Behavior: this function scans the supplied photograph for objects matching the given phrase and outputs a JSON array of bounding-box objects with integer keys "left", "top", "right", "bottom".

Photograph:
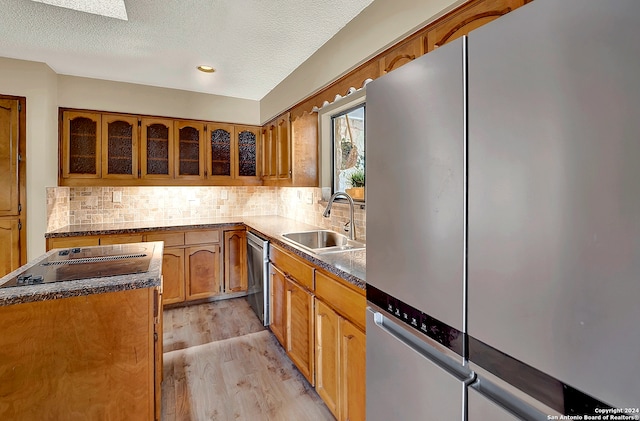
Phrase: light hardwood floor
[{"left": 161, "top": 298, "right": 335, "bottom": 421}]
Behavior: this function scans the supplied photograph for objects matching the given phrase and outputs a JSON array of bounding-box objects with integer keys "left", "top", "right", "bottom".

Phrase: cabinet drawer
[
  {"left": 145, "top": 232, "right": 185, "bottom": 247},
  {"left": 100, "top": 234, "right": 144, "bottom": 245},
  {"left": 185, "top": 230, "right": 220, "bottom": 245},
  {"left": 269, "top": 244, "right": 314, "bottom": 291},
  {"left": 49, "top": 236, "right": 100, "bottom": 249},
  {"left": 315, "top": 271, "right": 366, "bottom": 331}
]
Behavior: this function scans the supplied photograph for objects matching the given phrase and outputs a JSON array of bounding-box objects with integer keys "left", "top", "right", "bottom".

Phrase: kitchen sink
[{"left": 281, "top": 230, "right": 365, "bottom": 254}]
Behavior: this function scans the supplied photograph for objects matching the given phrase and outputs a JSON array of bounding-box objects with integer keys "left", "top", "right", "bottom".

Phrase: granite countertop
[
  {"left": 46, "top": 216, "right": 367, "bottom": 289},
  {"left": 0, "top": 241, "right": 164, "bottom": 307}
]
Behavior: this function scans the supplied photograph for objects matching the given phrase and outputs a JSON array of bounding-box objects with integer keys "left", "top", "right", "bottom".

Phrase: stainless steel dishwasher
[{"left": 246, "top": 231, "right": 269, "bottom": 326}]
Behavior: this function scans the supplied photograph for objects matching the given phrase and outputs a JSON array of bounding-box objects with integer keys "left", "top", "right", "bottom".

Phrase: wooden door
[
  {"left": 207, "top": 123, "right": 234, "bottom": 181},
  {"left": 235, "top": 126, "right": 260, "bottom": 181},
  {"left": 161, "top": 247, "right": 185, "bottom": 305},
  {"left": 224, "top": 230, "right": 247, "bottom": 293},
  {"left": 175, "top": 121, "right": 205, "bottom": 180},
  {"left": 287, "top": 278, "right": 315, "bottom": 385},
  {"left": 425, "top": 0, "right": 524, "bottom": 52},
  {"left": 101, "top": 114, "right": 139, "bottom": 179},
  {"left": 0, "top": 219, "right": 19, "bottom": 277},
  {"left": 185, "top": 245, "right": 220, "bottom": 300},
  {"left": 269, "top": 263, "right": 287, "bottom": 347},
  {"left": 276, "top": 114, "right": 291, "bottom": 181},
  {"left": 62, "top": 111, "right": 101, "bottom": 178},
  {"left": 340, "top": 319, "right": 366, "bottom": 421},
  {"left": 0, "top": 98, "right": 19, "bottom": 217},
  {"left": 315, "top": 299, "right": 340, "bottom": 418},
  {"left": 141, "top": 118, "right": 174, "bottom": 179}
]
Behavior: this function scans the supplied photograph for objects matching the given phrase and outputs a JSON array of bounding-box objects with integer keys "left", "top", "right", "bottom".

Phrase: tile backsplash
[{"left": 46, "top": 186, "right": 366, "bottom": 240}]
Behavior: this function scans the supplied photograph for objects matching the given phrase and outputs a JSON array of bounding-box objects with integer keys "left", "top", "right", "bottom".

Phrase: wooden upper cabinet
[
  {"left": 262, "top": 122, "right": 277, "bottom": 180},
  {"left": 207, "top": 123, "right": 234, "bottom": 180},
  {"left": 141, "top": 118, "right": 174, "bottom": 179},
  {"left": 289, "top": 111, "right": 319, "bottom": 187},
  {"left": 175, "top": 121, "right": 205, "bottom": 179},
  {"left": 379, "top": 36, "right": 423, "bottom": 75},
  {"left": 0, "top": 99, "right": 19, "bottom": 217},
  {"left": 62, "top": 111, "right": 101, "bottom": 179},
  {"left": 275, "top": 113, "right": 291, "bottom": 181},
  {"left": 101, "top": 114, "right": 139, "bottom": 179},
  {"left": 425, "top": 0, "right": 525, "bottom": 52},
  {"left": 235, "top": 126, "right": 260, "bottom": 180}
]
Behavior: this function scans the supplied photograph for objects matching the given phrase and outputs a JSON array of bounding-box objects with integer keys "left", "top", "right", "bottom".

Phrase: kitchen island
[{"left": 0, "top": 242, "right": 164, "bottom": 421}]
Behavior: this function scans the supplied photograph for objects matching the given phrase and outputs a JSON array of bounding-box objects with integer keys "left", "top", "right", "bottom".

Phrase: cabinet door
[
  {"left": 175, "top": 121, "right": 205, "bottom": 179},
  {"left": 0, "top": 99, "right": 19, "bottom": 217},
  {"left": 287, "top": 278, "right": 315, "bottom": 385},
  {"left": 260, "top": 126, "right": 271, "bottom": 179},
  {"left": 0, "top": 219, "right": 20, "bottom": 277},
  {"left": 379, "top": 36, "right": 423, "bottom": 75},
  {"left": 269, "top": 263, "right": 287, "bottom": 348},
  {"left": 275, "top": 114, "right": 291, "bottom": 181},
  {"left": 425, "top": 0, "right": 524, "bottom": 52},
  {"left": 161, "top": 247, "right": 185, "bottom": 305},
  {"left": 315, "top": 299, "right": 340, "bottom": 418},
  {"left": 266, "top": 123, "right": 277, "bottom": 178},
  {"left": 101, "top": 114, "right": 138, "bottom": 179},
  {"left": 141, "top": 118, "right": 174, "bottom": 179},
  {"left": 235, "top": 126, "right": 260, "bottom": 180},
  {"left": 290, "top": 111, "right": 319, "bottom": 187},
  {"left": 185, "top": 245, "right": 220, "bottom": 300},
  {"left": 340, "top": 319, "right": 366, "bottom": 421},
  {"left": 207, "top": 123, "right": 234, "bottom": 180},
  {"left": 62, "top": 111, "right": 101, "bottom": 178},
  {"left": 224, "top": 230, "right": 247, "bottom": 293}
]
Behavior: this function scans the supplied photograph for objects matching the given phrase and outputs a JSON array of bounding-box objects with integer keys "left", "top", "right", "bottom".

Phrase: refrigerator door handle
[
  {"left": 469, "top": 376, "right": 557, "bottom": 421},
  {"left": 371, "top": 309, "right": 474, "bottom": 383}
]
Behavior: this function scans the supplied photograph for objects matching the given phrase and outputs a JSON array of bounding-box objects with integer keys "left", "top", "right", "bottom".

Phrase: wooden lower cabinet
[
  {"left": 315, "top": 299, "right": 341, "bottom": 418},
  {"left": 185, "top": 244, "right": 221, "bottom": 300},
  {"left": 0, "top": 287, "right": 161, "bottom": 421},
  {"left": 269, "top": 263, "right": 287, "bottom": 347},
  {"left": 224, "top": 229, "right": 247, "bottom": 292},
  {"left": 160, "top": 247, "right": 185, "bottom": 305},
  {"left": 286, "top": 278, "right": 315, "bottom": 385},
  {"left": 340, "top": 318, "right": 366, "bottom": 421},
  {"left": 315, "top": 299, "right": 366, "bottom": 421}
]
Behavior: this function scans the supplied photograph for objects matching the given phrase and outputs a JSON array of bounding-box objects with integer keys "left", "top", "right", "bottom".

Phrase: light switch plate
[{"left": 112, "top": 191, "right": 122, "bottom": 203}]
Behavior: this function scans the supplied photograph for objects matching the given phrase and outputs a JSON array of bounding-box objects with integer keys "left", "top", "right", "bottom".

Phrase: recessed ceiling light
[
  {"left": 197, "top": 65, "right": 215, "bottom": 73},
  {"left": 31, "top": 0, "right": 128, "bottom": 20}
]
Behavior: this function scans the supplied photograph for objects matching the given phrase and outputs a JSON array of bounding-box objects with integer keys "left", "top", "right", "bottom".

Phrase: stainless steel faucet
[{"left": 323, "top": 192, "right": 356, "bottom": 240}]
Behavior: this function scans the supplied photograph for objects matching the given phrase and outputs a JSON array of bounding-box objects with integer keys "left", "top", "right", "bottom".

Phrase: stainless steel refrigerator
[{"left": 366, "top": 0, "right": 640, "bottom": 419}]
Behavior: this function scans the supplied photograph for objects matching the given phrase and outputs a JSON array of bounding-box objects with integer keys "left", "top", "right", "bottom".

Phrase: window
[
  {"left": 318, "top": 89, "right": 367, "bottom": 203},
  {"left": 331, "top": 104, "right": 365, "bottom": 197}
]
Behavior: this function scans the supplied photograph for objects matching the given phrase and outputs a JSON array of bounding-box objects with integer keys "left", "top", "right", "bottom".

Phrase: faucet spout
[{"left": 323, "top": 192, "right": 356, "bottom": 240}]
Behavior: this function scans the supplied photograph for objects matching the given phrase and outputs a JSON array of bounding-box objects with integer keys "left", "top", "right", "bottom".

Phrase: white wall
[
  {"left": 0, "top": 57, "right": 58, "bottom": 259},
  {"left": 58, "top": 76, "right": 260, "bottom": 125},
  {"left": 260, "top": 0, "right": 463, "bottom": 122}
]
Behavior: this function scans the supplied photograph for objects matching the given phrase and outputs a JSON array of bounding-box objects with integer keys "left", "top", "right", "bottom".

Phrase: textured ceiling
[{"left": 1, "top": 0, "right": 374, "bottom": 100}]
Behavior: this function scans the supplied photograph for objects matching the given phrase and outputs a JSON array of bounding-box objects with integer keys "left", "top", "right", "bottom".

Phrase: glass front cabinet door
[{"left": 62, "top": 111, "right": 102, "bottom": 179}]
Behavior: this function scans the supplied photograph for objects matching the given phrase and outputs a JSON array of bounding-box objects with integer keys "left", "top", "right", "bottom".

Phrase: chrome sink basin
[{"left": 281, "top": 230, "right": 365, "bottom": 254}]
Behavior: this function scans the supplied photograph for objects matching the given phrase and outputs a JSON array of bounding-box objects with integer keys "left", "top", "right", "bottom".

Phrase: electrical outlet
[
  {"left": 306, "top": 192, "right": 313, "bottom": 204},
  {"left": 112, "top": 191, "right": 122, "bottom": 203},
  {"left": 221, "top": 190, "right": 228, "bottom": 200}
]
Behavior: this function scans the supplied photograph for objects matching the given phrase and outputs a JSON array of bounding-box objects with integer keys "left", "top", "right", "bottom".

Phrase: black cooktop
[{"left": 0, "top": 243, "right": 155, "bottom": 289}]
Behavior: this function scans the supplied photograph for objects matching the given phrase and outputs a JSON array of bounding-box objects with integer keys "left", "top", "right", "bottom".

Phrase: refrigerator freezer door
[
  {"left": 468, "top": 388, "right": 520, "bottom": 421},
  {"left": 366, "top": 37, "right": 465, "bottom": 334},
  {"left": 468, "top": 0, "right": 640, "bottom": 408},
  {"left": 366, "top": 307, "right": 469, "bottom": 421}
]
